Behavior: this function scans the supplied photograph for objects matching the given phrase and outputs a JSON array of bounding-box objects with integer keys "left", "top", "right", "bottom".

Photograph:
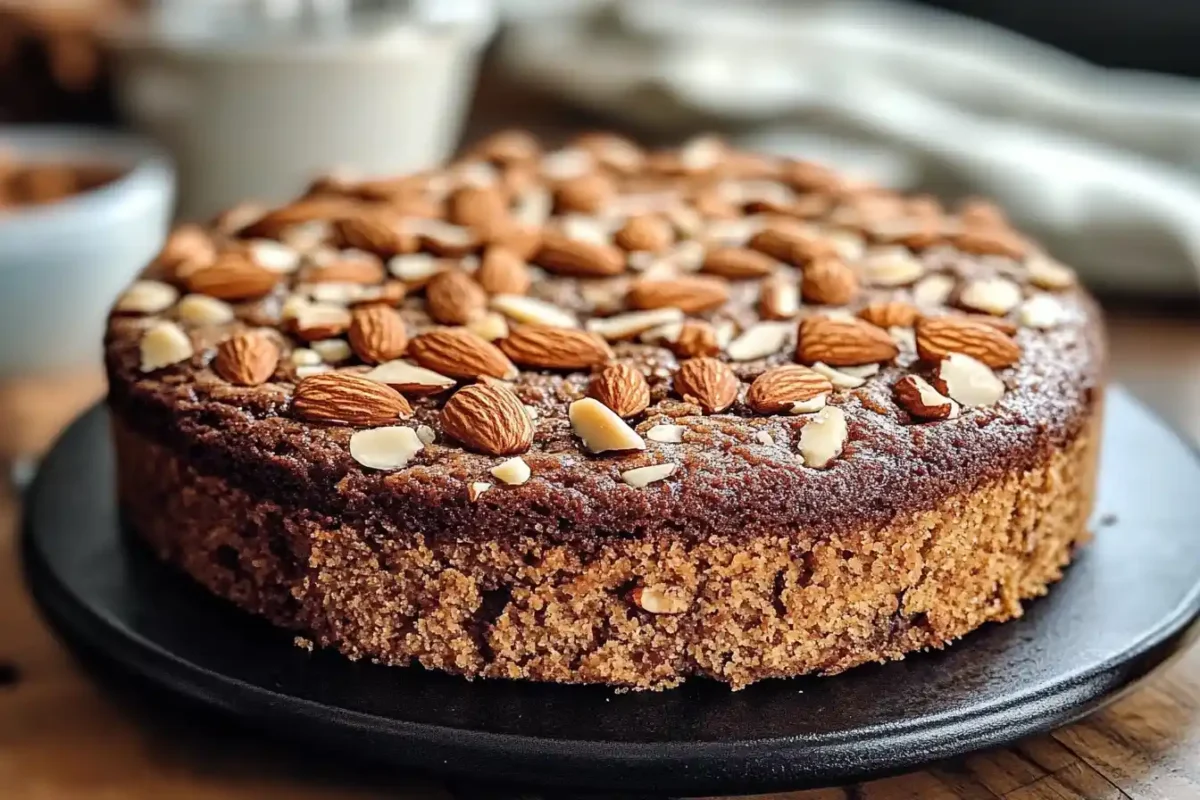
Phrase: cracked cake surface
[{"left": 106, "top": 131, "right": 1104, "bottom": 689}]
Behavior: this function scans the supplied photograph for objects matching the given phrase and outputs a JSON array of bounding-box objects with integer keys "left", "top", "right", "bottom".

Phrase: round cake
[{"left": 105, "top": 131, "right": 1104, "bottom": 690}]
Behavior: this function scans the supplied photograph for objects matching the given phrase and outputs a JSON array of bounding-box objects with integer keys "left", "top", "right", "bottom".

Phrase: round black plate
[{"left": 22, "top": 389, "right": 1200, "bottom": 796}]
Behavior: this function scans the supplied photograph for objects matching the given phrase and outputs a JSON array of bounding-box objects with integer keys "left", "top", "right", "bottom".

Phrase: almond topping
[
  {"left": 801, "top": 257, "right": 859, "bottom": 305},
  {"left": 586, "top": 308, "right": 684, "bottom": 341},
  {"left": 139, "top": 321, "right": 193, "bottom": 372},
  {"left": 535, "top": 231, "right": 625, "bottom": 277},
  {"left": 349, "top": 426, "right": 424, "bottom": 470},
  {"left": 894, "top": 375, "right": 959, "bottom": 420},
  {"left": 409, "top": 328, "right": 518, "bottom": 380},
  {"left": 726, "top": 321, "right": 793, "bottom": 362},
  {"left": 701, "top": 247, "right": 775, "bottom": 280},
  {"left": 441, "top": 382, "right": 534, "bottom": 455},
  {"left": 363, "top": 359, "right": 455, "bottom": 395},
  {"left": 476, "top": 247, "right": 532, "bottom": 295},
  {"left": 554, "top": 172, "right": 616, "bottom": 214},
  {"left": 589, "top": 363, "right": 651, "bottom": 417},
  {"left": 568, "top": 397, "right": 647, "bottom": 453},
  {"left": 184, "top": 252, "right": 279, "bottom": 301},
  {"left": 387, "top": 253, "right": 444, "bottom": 286},
  {"left": 346, "top": 306, "right": 408, "bottom": 364},
  {"left": 931, "top": 353, "right": 1005, "bottom": 407},
  {"left": 646, "top": 424, "right": 686, "bottom": 443},
  {"left": 627, "top": 275, "right": 729, "bottom": 314},
  {"left": 796, "top": 316, "right": 899, "bottom": 366},
  {"left": 629, "top": 585, "right": 689, "bottom": 615},
  {"left": 674, "top": 357, "right": 739, "bottom": 413},
  {"left": 811, "top": 361, "right": 871, "bottom": 389},
  {"left": 1019, "top": 294, "right": 1066, "bottom": 330},
  {"left": 447, "top": 184, "right": 509, "bottom": 232},
  {"left": 857, "top": 301, "right": 920, "bottom": 329},
  {"left": 798, "top": 406, "right": 848, "bottom": 468},
  {"left": 468, "top": 481, "right": 492, "bottom": 501},
  {"left": 115, "top": 280, "right": 179, "bottom": 315},
  {"left": 759, "top": 275, "right": 801, "bottom": 320},
  {"left": 490, "top": 294, "right": 578, "bottom": 329},
  {"left": 155, "top": 224, "right": 216, "bottom": 276},
  {"left": 860, "top": 246, "right": 925, "bottom": 287},
  {"left": 1027, "top": 254, "right": 1076, "bottom": 291},
  {"left": 248, "top": 240, "right": 302, "bottom": 274},
  {"left": 425, "top": 269, "right": 487, "bottom": 325},
  {"left": 747, "top": 227, "right": 833, "bottom": 266},
  {"left": 290, "top": 303, "right": 352, "bottom": 341},
  {"left": 957, "top": 277, "right": 1022, "bottom": 316},
  {"left": 332, "top": 211, "right": 417, "bottom": 256},
  {"left": 621, "top": 462, "right": 676, "bottom": 488},
  {"left": 491, "top": 456, "right": 532, "bottom": 485},
  {"left": 500, "top": 325, "right": 613, "bottom": 371},
  {"left": 466, "top": 311, "right": 511, "bottom": 342},
  {"left": 293, "top": 372, "right": 412, "bottom": 426},
  {"left": 309, "top": 338, "right": 351, "bottom": 363},
  {"left": 176, "top": 294, "right": 235, "bottom": 326},
  {"left": 912, "top": 273, "right": 956, "bottom": 307},
  {"left": 304, "top": 251, "right": 384, "bottom": 284},
  {"left": 614, "top": 215, "right": 674, "bottom": 253},
  {"left": 915, "top": 315, "right": 1020, "bottom": 368},
  {"left": 215, "top": 330, "right": 279, "bottom": 386},
  {"left": 747, "top": 365, "right": 833, "bottom": 414}
]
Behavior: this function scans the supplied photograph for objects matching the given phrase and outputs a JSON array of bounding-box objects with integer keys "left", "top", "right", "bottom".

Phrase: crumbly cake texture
[{"left": 106, "top": 131, "right": 1105, "bottom": 689}]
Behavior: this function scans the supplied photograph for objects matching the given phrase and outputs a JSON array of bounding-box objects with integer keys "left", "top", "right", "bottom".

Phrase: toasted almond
[
  {"left": 700, "top": 247, "right": 775, "bottom": 280},
  {"left": 627, "top": 275, "right": 729, "bottom": 314},
  {"left": 796, "top": 316, "right": 899, "bottom": 366},
  {"left": 589, "top": 363, "right": 650, "bottom": 417},
  {"left": 674, "top": 357, "right": 739, "bottom": 413},
  {"left": 409, "top": 328, "right": 518, "bottom": 380},
  {"left": 586, "top": 308, "right": 684, "bottom": 342},
  {"left": 646, "top": 423, "right": 686, "bottom": 443},
  {"left": 176, "top": 294, "right": 235, "bottom": 326},
  {"left": 894, "top": 375, "right": 959, "bottom": 420},
  {"left": 139, "top": 321, "right": 193, "bottom": 372},
  {"left": 476, "top": 247, "right": 532, "bottom": 295},
  {"left": 747, "top": 365, "right": 832, "bottom": 414},
  {"left": 332, "top": 210, "right": 418, "bottom": 256},
  {"left": 857, "top": 301, "right": 920, "bottom": 329},
  {"left": 425, "top": 269, "right": 487, "bottom": 325},
  {"left": 726, "top": 321, "right": 793, "bottom": 362},
  {"left": 614, "top": 215, "right": 674, "bottom": 253},
  {"left": 214, "top": 330, "right": 279, "bottom": 386},
  {"left": 491, "top": 456, "right": 532, "bottom": 485},
  {"left": 292, "top": 372, "right": 412, "bottom": 425},
  {"left": 629, "top": 585, "right": 689, "bottom": 614},
  {"left": 1026, "top": 254, "right": 1076, "bottom": 291},
  {"left": 554, "top": 172, "right": 616, "bottom": 214},
  {"left": 621, "top": 462, "right": 676, "bottom": 488},
  {"left": 290, "top": 303, "right": 352, "bottom": 341},
  {"left": 500, "top": 325, "right": 613, "bottom": 371},
  {"left": 363, "top": 359, "right": 456, "bottom": 395},
  {"left": 115, "top": 280, "right": 179, "bottom": 315},
  {"left": 489, "top": 294, "right": 579, "bottom": 329},
  {"left": 184, "top": 252, "right": 279, "bottom": 301},
  {"left": 957, "top": 277, "right": 1023, "bottom": 316},
  {"left": 798, "top": 406, "right": 847, "bottom": 468},
  {"left": 931, "top": 353, "right": 1005, "bottom": 407},
  {"left": 441, "top": 382, "right": 533, "bottom": 455},
  {"left": 759, "top": 275, "right": 801, "bottom": 320},
  {"left": 801, "top": 257, "right": 859, "bottom": 305},
  {"left": 349, "top": 426, "right": 424, "bottom": 470},
  {"left": 310, "top": 338, "right": 352, "bottom": 363},
  {"left": 915, "top": 315, "right": 1020, "bottom": 368},
  {"left": 568, "top": 397, "right": 646, "bottom": 453},
  {"left": 534, "top": 232, "right": 625, "bottom": 277},
  {"left": 347, "top": 306, "right": 408, "bottom": 364}
]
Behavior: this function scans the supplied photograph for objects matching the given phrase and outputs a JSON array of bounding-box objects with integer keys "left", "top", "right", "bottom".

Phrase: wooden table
[{"left": 2, "top": 313, "right": 1198, "bottom": 800}]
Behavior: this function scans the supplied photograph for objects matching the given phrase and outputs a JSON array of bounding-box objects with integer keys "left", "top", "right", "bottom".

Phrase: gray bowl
[{"left": 0, "top": 128, "right": 175, "bottom": 377}]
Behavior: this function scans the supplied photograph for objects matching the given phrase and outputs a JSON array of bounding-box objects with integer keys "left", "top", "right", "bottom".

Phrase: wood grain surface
[{"left": 0, "top": 315, "right": 1197, "bottom": 800}]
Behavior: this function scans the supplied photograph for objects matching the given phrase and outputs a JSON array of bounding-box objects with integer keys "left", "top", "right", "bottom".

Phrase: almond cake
[{"left": 105, "top": 131, "right": 1104, "bottom": 689}]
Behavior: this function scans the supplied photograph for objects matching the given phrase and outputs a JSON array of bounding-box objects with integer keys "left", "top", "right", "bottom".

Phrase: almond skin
[
  {"left": 440, "top": 382, "right": 533, "bottom": 456},
  {"left": 475, "top": 247, "right": 532, "bottom": 295},
  {"left": 589, "top": 363, "right": 650, "bottom": 417},
  {"left": 292, "top": 372, "right": 412, "bottom": 426},
  {"left": 425, "top": 269, "right": 487, "bottom": 325},
  {"left": 184, "top": 252, "right": 279, "bottom": 300},
  {"left": 348, "top": 306, "right": 408, "bottom": 364},
  {"left": 701, "top": 247, "right": 775, "bottom": 280},
  {"left": 214, "top": 330, "right": 279, "bottom": 386},
  {"left": 534, "top": 232, "right": 625, "bottom": 277},
  {"left": 408, "top": 328, "right": 517, "bottom": 379},
  {"left": 627, "top": 275, "right": 730, "bottom": 314},
  {"left": 801, "top": 257, "right": 859, "bottom": 305},
  {"left": 674, "top": 357, "right": 739, "bottom": 413},
  {"left": 915, "top": 315, "right": 1020, "bottom": 368},
  {"left": 796, "top": 316, "right": 900, "bottom": 366},
  {"left": 746, "top": 365, "right": 832, "bottom": 414},
  {"left": 500, "top": 325, "right": 614, "bottom": 371},
  {"left": 614, "top": 215, "right": 674, "bottom": 253},
  {"left": 858, "top": 301, "right": 920, "bottom": 329}
]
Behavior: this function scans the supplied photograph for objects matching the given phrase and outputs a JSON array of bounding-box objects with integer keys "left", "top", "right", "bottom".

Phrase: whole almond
[
  {"left": 348, "top": 306, "right": 408, "bottom": 364},
  {"left": 448, "top": 185, "right": 509, "bottom": 233},
  {"left": 589, "top": 363, "right": 650, "bottom": 417},
  {"left": 425, "top": 269, "right": 487, "bottom": 325},
  {"left": 214, "top": 330, "right": 279, "bottom": 386},
  {"left": 554, "top": 172, "right": 616, "bottom": 214},
  {"left": 674, "top": 357, "right": 739, "bottom": 413},
  {"left": 332, "top": 211, "right": 418, "bottom": 256},
  {"left": 915, "top": 315, "right": 1020, "bottom": 368},
  {"left": 627, "top": 275, "right": 729, "bottom": 314},
  {"left": 500, "top": 325, "right": 614, "bottom": 370},
  {"left": 440, "top": 382, "right": 533, "bottom": 456},
  {"left": 894, "top": 374, "right": 959, "bottom": 420},
  {"left": 535, "top": 232, "right": 625, "bottom": 277},
  {"left": 670, "top": 320, "right": 722, "bottom": 357},
  {"left": 292, "top": 372, "right": 413, "bottom": 426},
  {"left": 184, "top": 253, "right": 279, "bottom": 300},
  {"left": 701, "top": 247, "right": 775, "bottom": 280},
  {"left": 305, "top": 253, "right": 385, "bottom": 285},
  {"left": 796, "top": 316, "right": 900, "bottom": 366},
  {"left": 614, "top": 215, "right": 674, "bottom": 253},
  {"left": 747, "top": 227, "right": 834, "bottom": 266},
  {"left": 858, "top": 301, "right": 920, "bottom": 329},
  {"left": 746, "top": 365, "right": 833, "bottom": 414},
  {"left": 475, "top": 247, "right": 532, "bottom": 295},
  {"left": 801, "top": 257, "right": 859, "bottom": 305},
  {"left": 409, "top": 328, "right": 517, "bottom": 379}
]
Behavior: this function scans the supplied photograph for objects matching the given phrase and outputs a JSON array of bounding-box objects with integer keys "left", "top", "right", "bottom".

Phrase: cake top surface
[{"left": 106, "top": 130, "right": 1103, "bottom": 543}]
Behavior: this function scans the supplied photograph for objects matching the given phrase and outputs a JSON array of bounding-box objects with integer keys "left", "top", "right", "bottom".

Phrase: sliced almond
[
  {"left": 416, "top": 424, "right": 437, "bottom": 445},
  {"left": 363, "top": 359, "right": 456, "bottom": 395},
  {"left": 468, "top": 481, "right": 493, "bottom": 501},
  {"left": 586, "top": 308, "right": 683, "bottom": 341},
  {"left": 629, "top": 586, "right": 689, "bottom": 615},
  {"left": 305, "top": 281, "right": 369, "bottom": 306},
  {"left": 490, "top": 294, "right": 578, "bottom": 329},
  {"left": 747, "top": 365, "right": 832, "bottom": 414},
  {"left": 441, "top": 382, "right": 534, "bottom": 455},
  {"left": 175, "top": 293, "right": 235, "bottom": 326},
  {"left": 911, "top": 273, "right": 956, "bottom": 308},
  {"left": 292, "top": 372, "right": 412, "bottom": 426},
  {"left": 589, "top": 363, "right": 650, "bottom": 417},
  {"left": 1019, "top": 294, "right": 1066, "bottom": 330},
  {"left": 310, "top": 338, "right": 352, "bottom": 364},
  {"left": 491, "top": 456, "right": 532, "bottom": 485},
  {"left": 811, "top": 361, "right": 869, "bottom": 389},
  {"left": 387, "top": 252, "right": 444, "bottom": 286},
  {"left": 860, "top": 246, "right": 924, "bottom": 287},
  {"left": 569, "top": 398, "right": 646, "bottom": 453},
  {"left": 759, "top": 275, "right": 801, "bottom": 320},
  {"left": 958, "top": 277, "right": 1022, "bottom": 316},
  {"left": 890, "top": 325, "right": 918, "bottom": 351},
  {"left": 559, "top": 213, "right": 612, "bottom": 245},
  {"left": 789, "top": 395, "right": 827, "bottom": 414},
  {"left": 500, "top": 325, "right": 613, "bottom": 371},
  {"left": 139, "top": 321, "right": 193, "bottom": 372},
  {"left": 646, "top": 424, "right": 686, "bottom": 443},
  {"left": 291, "top": 348, "right": 322, "bottom": 367},
  {"left": 915, "top": 316, "right": 1020, "bottom": 368},
  {"left": 796, "top": 316, "right": 899, "bottom": 366},
  {"left": 248, "top": 239, "right": 302, "bottom": 274},
  {"left": 409, "top": 328, "right": 518, "bottom": 380},
  {"left": 291, "top": 303, "right": 352, "bottom": 342},
  {"left": 798, "top": 406, "right": 848, "bottom": 468},
  {"left": 349, "top": 426, "right": 424, "bottom": 470},
  {"left": 894, "top": 375, "right": 959, "bottom": 420},
  {"left": 1026, "top": 254, "right": 1076, "bottom": 291},
  {"left": 540, "top": 147, "right": 594, "bottom": 181},
  {"left": 627, "top": 275, "right": 729, "bottom": 314},
  {"left": 674, "top": 357, "right": 739, "bottom": 413},
  {"left": 215, "top": 330, "right": 279, "bottom": 385},
  {"left": 115, "top": 280, "right": 179, "bottom": 315},
  {"left": 415, "top": 220, "right": 481, "bottom": 257},
  {"left": 931, "top": 353, "right": 1005, "bottom": 407},
  {"left": 466, "top": 311, "right": 511, "bottom": 342},
  {"left": 726, "top": 321, "right": 793, "bottom": 362},
  {"left": 425, "top": 269, "right": 487, "bottom": 325},
  {"left": 755, "top": 430, "right": 776, "bottom": 446},
  {"left": 476, "top": 247, "right": 532, "bottom": 296},
  {"left": 621, "top": 462, "right": 677, "bottom": 488}
]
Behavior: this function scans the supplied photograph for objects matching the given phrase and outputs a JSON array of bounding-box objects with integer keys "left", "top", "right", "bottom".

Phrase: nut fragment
[
  {"left": 409, "top": 328, "right": 518, "bottom": 380},
  {"left": 589, "top": 363, "right": 651, "bottom": 417},
  {"left": 915, "top": 315, "right": 1020, "bottom": 368},
  {"left": 586, "top": 308, "right": 683, "bottom": 341},
  {"left": 811, "top": 361, "right": 870, "bottom": 389},
  {"left": 646, "top": 423, "right": 686, "bottom": 443},
  {"left": 176, "top": 294, "right": 236, "bottom": 326},
  {"left": 490, "top": 294, "right": 579, "bottom": 328},
  {"left": 958, "top": 277, "right": 1022, "bottom": 316},
  {"left": 491, "top": 456, "right": 532, "bottom": 485},
  {"left": 215, "top": 330, "right": 279, "bottom": 386},
  {"left": 627, "top": 275, "right": 729, "bottom": 314},
  {"left": 801, "top": 257, "right": 859, "bottom": 305},
  {"left": 293, "top": 372, "right": 413, "bottom": 426},
  {"left": 747, "top": 365, "right": 832, "bottom": 414},
  {"left": 291, "top": 303, "right": 352, "bottom": 341},
  {"left": 468, "top": 481, "right": 492, "bottom": 501},
  {"left": 796, "top": 316, "right": 899, "bottom": 366},
  {"left": 931, "top": 353, "right": 1005, "bottom": 407},
  {"left": 568, "top": 397, "right": 647, "bottom": 453},
  {"left": 426, "top": 269, "right": 487, "bottom": 325},
  {"left": 500, "top": 325, "right": 613, "bottom": 370},
  {"left": 441, "top": 382, "right": 534, "bottom": 455},
  {"left": 894, "top": 375, "right": 959, "bottom": 420},
  {"left": 629, "top": 586, "right": 689, "bottom": 615},
  {"left": 726, "top": 321, "right": 793, "bottom": 362},
  {"left": 348, "top": 306, "right": 408, "bottom": 364},
  {"left": 475, "top": 247, "right": 532, "bottom": 295},
  {"left": 798, "top": 406, "right": 848, "bottom": 468},
  {"left": 674, "top": 357, "right": 739, "bottom": 413},
  {"left": 621, "top": 462, "right": 677, "bottom": 488},
  {"left": 115, "top": 280, "right": 179, "bottom": 315},
  {"left": 363, "top": 359, "right": 455, "bottom": 395},
  {"left": 349, "top": 426, "right": 424, "bottom": 470},
  {"left": 139, "top": 321, "right": 193, "bottom": 372}
]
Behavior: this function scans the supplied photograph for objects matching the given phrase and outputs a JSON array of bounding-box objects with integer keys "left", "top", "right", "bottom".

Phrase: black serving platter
[{"left": 22, "top": 389, "right": 1200, "bottom": 795}]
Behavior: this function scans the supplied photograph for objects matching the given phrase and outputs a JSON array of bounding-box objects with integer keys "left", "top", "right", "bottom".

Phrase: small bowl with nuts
[{"left": 0, "top": 127, "right": 174, "bottom": 377}]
